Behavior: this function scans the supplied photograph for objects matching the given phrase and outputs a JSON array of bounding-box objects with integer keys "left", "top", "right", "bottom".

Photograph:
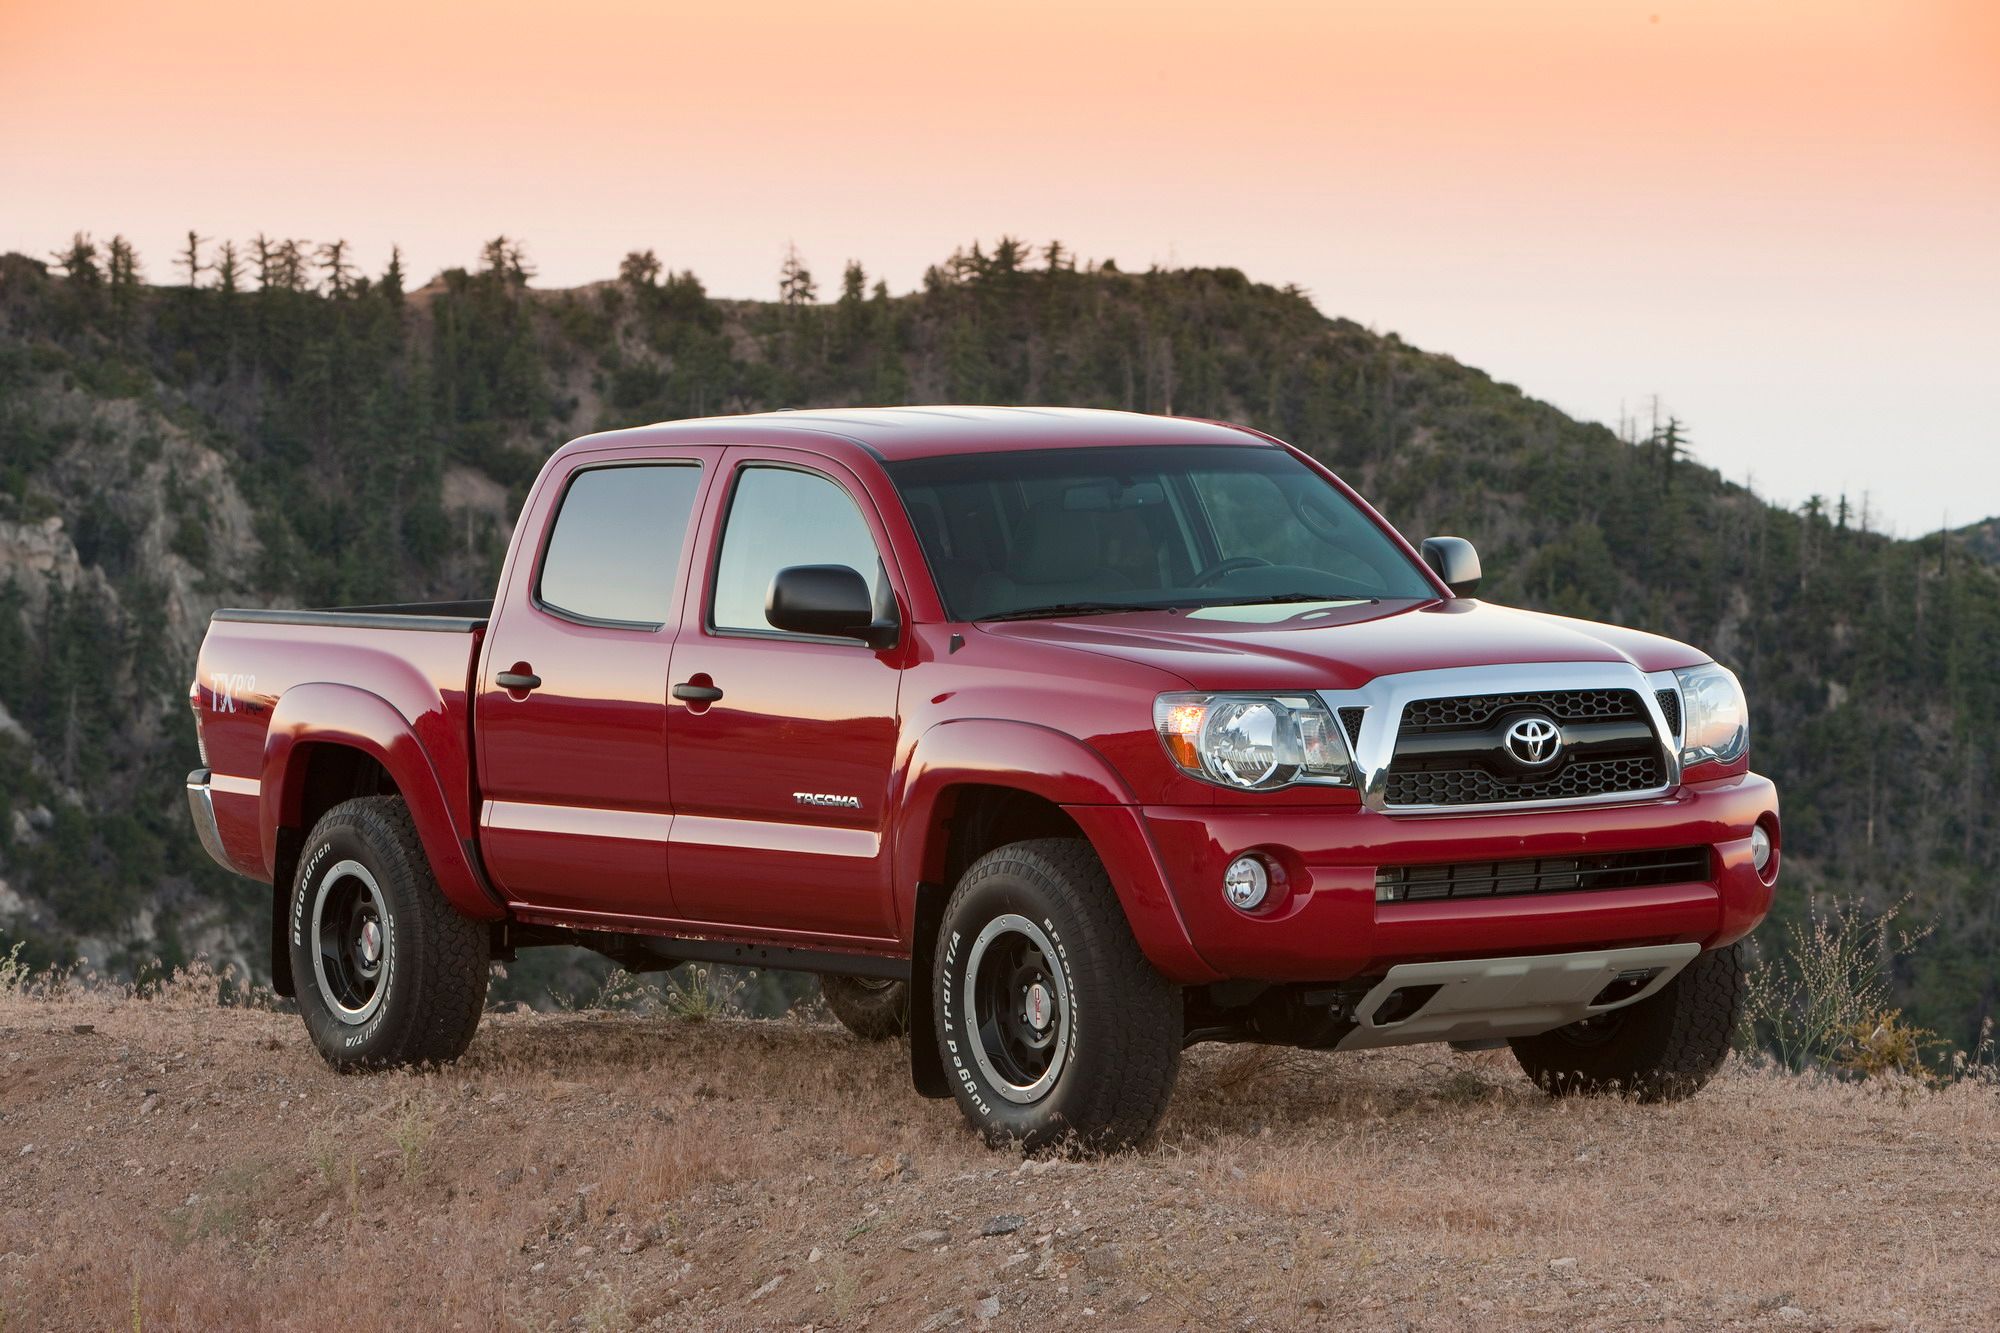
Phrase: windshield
[{"left": 885, "top": 445, "right": 1438, "bottom": 621}]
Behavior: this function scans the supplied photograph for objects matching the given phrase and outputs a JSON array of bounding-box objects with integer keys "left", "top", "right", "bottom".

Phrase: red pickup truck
[{"left": 188, "top": 407, "right": 1778, "bottom": 1149}]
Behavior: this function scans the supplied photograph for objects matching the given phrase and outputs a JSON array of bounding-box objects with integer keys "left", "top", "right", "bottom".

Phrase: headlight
[
  {"left": 1674, "top": 662, "right": 1748, "bottom": 768},
  {"left": 1154, "top": 693, "right": 1354, "bottom": 790}
]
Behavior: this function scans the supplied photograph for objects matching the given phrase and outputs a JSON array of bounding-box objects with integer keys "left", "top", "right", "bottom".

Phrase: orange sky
[{"left": 5, "top": 0, "right": 1996, "bottom": 531}]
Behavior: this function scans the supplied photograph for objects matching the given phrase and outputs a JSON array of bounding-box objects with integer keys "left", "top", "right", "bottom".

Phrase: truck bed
[{"left": 192, "top": 602, "right": 490, "bottom": 884}]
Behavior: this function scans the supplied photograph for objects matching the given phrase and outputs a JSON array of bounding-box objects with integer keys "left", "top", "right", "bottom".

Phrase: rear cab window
[{"left": 537, "top": 464, "right": 705, "bottom": 627}]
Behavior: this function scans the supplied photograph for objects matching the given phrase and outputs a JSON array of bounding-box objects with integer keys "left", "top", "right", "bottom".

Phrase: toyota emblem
[{"left": 1504, "top": 715, "right": 1562, "bottom": 767}]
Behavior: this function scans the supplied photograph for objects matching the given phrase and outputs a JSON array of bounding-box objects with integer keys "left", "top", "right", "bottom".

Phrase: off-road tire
[
  {"left": 1510, "top": 942, "right": 1745, "bottom": 1102},
  {"left": 933, "top": 838, "right": 1182, "bottom": 1152},
  {"left": 290, "top": 796, "right": 488, "bottom": 1070},
  {"left": 821, "top": 975, "right": 909, "bottom": 1041}
]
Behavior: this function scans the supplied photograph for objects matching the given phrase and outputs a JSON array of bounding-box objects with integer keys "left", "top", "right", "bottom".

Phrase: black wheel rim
[
  {"left": 311, "top": 860, "right": 389, "bottom": 1025},
  {"left": 964, "top": 913, "right": 1070, "bottom": 1104}
]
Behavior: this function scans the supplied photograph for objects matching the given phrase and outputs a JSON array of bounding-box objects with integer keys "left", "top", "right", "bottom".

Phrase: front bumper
[
  {"left": 186, "top": 768, "right": 236, "bottom": 873},
  {"left": 1128, "top": 772, "right": 1778, "bottom": 984}
]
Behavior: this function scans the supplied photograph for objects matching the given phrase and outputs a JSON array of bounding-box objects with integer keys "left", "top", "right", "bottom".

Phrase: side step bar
[{"left": 498, "top": 920, "right": 911, "bottom": 982}]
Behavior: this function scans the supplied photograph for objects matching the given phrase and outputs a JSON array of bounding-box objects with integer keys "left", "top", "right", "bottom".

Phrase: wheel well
[
  {"left": 904, "top": 784, "right": 1089, "bottom": 1100},
  {"left": 932, "top": 784, "right": 1085, "bottom": 885},
  {"left": 289, "top": 744, "right": 399, "bottom": 840},
  {"left": 269, "top": 744, "right": 400, "bottom": 1000}
]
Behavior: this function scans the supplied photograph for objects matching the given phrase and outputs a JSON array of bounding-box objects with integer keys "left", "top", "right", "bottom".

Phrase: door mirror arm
[{"left": 860, "top": 617, "right": 900, "bottom": 651}]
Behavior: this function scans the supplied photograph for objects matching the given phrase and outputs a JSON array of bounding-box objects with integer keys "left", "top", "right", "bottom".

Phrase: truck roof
[{"left": 556, "top": 405, "right": 1273, "bottom": 464}]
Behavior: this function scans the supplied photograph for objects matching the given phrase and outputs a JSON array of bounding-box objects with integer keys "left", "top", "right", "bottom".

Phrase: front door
[
  {"left": 666, "top": 451, "right": 905, "bottom": 940},
  {"left": 476, "top": 450, "right": 715, "bottom": 920}
]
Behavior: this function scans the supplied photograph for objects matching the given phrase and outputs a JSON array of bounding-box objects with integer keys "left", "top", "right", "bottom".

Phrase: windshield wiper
[
  {"left": 978, "top": 600, "right": 1193, "bottom": 622},
  {"left": 1196, "top": 591, "right": 1371, "bottom": 607}
]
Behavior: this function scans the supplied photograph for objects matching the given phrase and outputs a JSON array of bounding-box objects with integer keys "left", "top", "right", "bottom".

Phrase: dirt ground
[{"left": 1, "top": 988, "right": 1995, "bottom": 1331}]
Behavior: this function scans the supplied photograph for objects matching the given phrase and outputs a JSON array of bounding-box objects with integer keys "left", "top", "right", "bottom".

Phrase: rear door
[
  {"left": 476, "top": 448, "right": 717, "bottom": 919},
  {"left": 665, "top": 449, "right": 907, "bottom": 940}
]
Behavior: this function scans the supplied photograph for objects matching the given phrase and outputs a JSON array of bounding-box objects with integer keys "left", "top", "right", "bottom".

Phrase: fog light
[
  {"left": 1750, "top": 824, "right": 1774, "bottom": 874},
  {"left": 1223, "top": 855, "right": 1270, "bottom": 911}
]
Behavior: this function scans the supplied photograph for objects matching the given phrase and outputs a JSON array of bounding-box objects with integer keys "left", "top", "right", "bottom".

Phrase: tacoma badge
[{"left": 794, "top": 791, "right": 862, "bottom": 808}]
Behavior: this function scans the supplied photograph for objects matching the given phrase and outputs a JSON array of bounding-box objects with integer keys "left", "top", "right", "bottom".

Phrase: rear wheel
[
  {"left": 290, "top": 796, "right": 489, "bottom": 1070},
  {"left": 821, "top": 975, "right": 908, "bottom": 1040},
  {"left": 1510, "top": 942, "right": 1745, "bottom": 1102},
  {"left": 934, "top": 838, "right": 1181, "bottom": 1152}
]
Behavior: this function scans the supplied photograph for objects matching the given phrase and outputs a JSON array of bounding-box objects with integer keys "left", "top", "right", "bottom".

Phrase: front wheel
[
  {"left": 1510, "top": 942, "right": 1745, "bottom": 1102},
  {"left": 934, "top": 839, "right": 1182, "bottom": 1152},
  {"left": 290, "top": 796, "right": 489, "bottom": 1070}
]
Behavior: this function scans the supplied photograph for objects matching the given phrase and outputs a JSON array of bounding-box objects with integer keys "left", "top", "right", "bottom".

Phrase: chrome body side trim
[{"left": 1319, "top": 661, "right": 1682, "bottom": 816}]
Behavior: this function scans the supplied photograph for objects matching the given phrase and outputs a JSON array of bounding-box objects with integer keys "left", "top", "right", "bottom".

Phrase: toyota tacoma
[{"left": 187, "top": 406, "right": 1778, "bottom": 1149}]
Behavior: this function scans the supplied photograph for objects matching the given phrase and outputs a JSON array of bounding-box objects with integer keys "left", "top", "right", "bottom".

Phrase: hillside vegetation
[
  {"left": 2, "top": 982, "right": 1996, "bottom": 1331},
  {"left": 0, "top": 234, "right": 1996, "bottom": 1046}
]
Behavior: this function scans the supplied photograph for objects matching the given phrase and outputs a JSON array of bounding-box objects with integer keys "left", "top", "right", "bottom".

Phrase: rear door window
[{"left": 537, "top": 463, "right": 704, "bottom": 627}]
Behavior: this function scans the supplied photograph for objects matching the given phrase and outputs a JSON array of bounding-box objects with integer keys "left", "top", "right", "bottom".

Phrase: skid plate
[{"left": 1334, "top": 942, "right": 1701, "bottom": 1051}]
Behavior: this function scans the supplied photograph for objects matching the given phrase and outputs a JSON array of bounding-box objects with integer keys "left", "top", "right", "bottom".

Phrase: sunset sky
[{"left": 6, "top": 0, "right": 1996, "bottom": 533}]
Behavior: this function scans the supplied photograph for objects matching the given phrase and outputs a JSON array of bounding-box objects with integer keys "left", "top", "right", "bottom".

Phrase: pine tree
[
  {"left": 778, "top": 243, "right": 816, "bottom": 305},
  {"left": 213, "top": 240, "right": 242, "bottom": 296},
  {"left": 1652, "top": 415, "right": 1691, "bottom": 493},
  {"left": 620, "top": 250, "right": 662, "bottom": 289},
  {"left": 212, "top": 239, "right": 244, "bottom": 367},
  {"left": 176, "top": 230, "right": 208, "bottom": 289},
  {"left": 252, "top": 234, "right": 277, "bottom": 290},
  {"left": 105, "top": 236, "right": 141, "bottom": 341},
  {"left": 316, "top": 239, "right": 355, "bottom": 296},
  {"left": 991, "top": 236, "right": 1027, "bottom": 276},
  {"left": 481, "top": 236, "right": 533, "bottom": 287},
  {"left": 835, "top": 261, "right": 868, "bottom": 356},
  {"left": 272, "top": 239, "right": 310, "bottom": 292},
  {"left": 52, "top": 232, "right": 102, "bottom": 287},
  {"left": 381, "top": 246, "right": 406, "bottom": 305}
]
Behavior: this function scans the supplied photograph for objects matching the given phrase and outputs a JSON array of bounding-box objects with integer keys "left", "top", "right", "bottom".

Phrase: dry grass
[{"left": 1, "top": 988, "right": 1995, "bottom": 1331}]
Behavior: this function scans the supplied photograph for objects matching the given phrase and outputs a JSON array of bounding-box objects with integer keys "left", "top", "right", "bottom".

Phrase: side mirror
[
  {"left": 766, "top": 564, "right": 898, "bottom": 648},
  {"left": 1420, "top": 537, "right": 1482, "bottom": 597}
]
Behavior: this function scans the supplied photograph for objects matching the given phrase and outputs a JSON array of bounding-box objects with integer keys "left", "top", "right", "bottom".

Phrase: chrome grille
[
  {"left": 1337, "top": 707, "right": 1367, "bottom": 746},
  {"left": 1382, "top": 687, "right": 1665, "bottom": 809},
  {"left": 1383, "top": 755, "right": 1666, "bottom": 807},
  {"left": 1399, "top": 688, "right": 1642, "bottom": 734},
  {"left": 1655, "top": 689, "right": 1682, "bottom": 740}
]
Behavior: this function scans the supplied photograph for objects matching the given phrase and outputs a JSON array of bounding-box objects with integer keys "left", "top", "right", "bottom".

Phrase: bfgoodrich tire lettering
[
  {"left": 290, "top": 796, "right": 489, "bottom": 1070},
  {"left": 933, "top": 838, "right": 1182, "bottom": 1152},
  {"left": 1510, "top": 941, "right": 1746, "bottom": 1102}
]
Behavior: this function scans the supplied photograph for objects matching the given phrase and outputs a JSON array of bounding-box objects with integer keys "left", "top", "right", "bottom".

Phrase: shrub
[
  {"left": 1833, "top": 1009, "right": 1943, "bottom": 1083},
  {"left": 1744, "top": 894, "right": 1930, "bottom": 1073}
]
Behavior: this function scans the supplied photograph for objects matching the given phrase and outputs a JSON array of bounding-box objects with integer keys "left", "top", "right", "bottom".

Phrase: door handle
[
  {"left": 496, "top": 670, "right": 542, "bottom": 691},
  {"left": 672, "top": 681, "right": 724, "bottom": 703}
]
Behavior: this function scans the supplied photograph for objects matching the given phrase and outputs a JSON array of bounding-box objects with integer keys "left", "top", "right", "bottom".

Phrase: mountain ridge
[{"left": 0, "top": 237, "right": 1994, "bottom": 1041}]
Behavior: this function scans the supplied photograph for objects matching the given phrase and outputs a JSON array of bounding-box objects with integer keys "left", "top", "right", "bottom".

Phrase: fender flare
[
  {"left": 894, "top": 718, "right": 1218, "bottom": 982},
  {"left": 261, "top": 682, "right": 504, "bottom": 921}
]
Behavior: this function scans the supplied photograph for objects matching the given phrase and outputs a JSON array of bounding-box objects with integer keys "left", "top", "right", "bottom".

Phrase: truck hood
[{"left": 975, "top": 597, "right": 1709, "bottom": 692}]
